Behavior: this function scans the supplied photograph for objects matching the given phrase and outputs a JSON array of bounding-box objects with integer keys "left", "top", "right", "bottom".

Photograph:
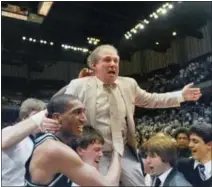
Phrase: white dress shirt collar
[
  {"left": 95, "top": 76, "right": 117, "bottom": 87},
  {"left": 194, "top": 160, "right": 212, "bottom": 180},
  {"left": 158, "top": 167, "right": 173, "bottom": 186}
]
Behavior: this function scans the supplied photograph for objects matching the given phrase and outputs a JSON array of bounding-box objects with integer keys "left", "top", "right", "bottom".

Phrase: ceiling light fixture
[{"left": 38, "top": 2, "right": 53, "bottom": 16}]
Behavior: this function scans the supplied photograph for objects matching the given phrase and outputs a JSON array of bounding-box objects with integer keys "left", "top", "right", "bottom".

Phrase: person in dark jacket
[
  {"left": 174, "top": 127, "right": 191, "bottom": 158},
  {"left": 143, "top": 134, "right": 191, "bottom": 186},
  {"left": 177, "top": 123, "right": 212, "bottom": 187}
]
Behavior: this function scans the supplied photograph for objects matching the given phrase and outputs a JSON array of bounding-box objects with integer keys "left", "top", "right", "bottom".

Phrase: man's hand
[
  {"left": 112, "top": 150, "right": 122, "bottom": 161},
  {"left": 182, "top": 83, "right": 202, "bottom": 101},
  {"left": 40, "top": 113, "right": 61, "bottom": 134}
]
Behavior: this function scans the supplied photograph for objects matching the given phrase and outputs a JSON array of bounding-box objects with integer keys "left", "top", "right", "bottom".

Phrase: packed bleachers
[
  {"left": 147, "top": 54, "right": 212, "bottom": 93},
  {"left": 135, "top": 54, "right": 212, "bottom": 142}
]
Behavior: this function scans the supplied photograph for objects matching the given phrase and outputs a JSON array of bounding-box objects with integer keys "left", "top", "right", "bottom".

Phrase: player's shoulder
[
  {"left": 38, "top": 138, "right": 77, "bottom": 157},
  {"left": 31, "top": 139, "right": 75, "bottom": 171}
]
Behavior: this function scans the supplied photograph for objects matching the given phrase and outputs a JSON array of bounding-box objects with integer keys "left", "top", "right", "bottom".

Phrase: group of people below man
[
  {"left": 140, "top": 124, "right": 212, "bottom": 187},
  {"left": 2, "top": 95, "right": 121, "bottom": 187},
  {"left": 2, "top": 44, "right": 211, "bottom": 187}
]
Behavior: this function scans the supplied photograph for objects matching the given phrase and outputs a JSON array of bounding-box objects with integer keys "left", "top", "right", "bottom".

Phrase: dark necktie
[
  {"left": 154, "top": 177, "right": 161, "bottom": 187},
  {"left": 198, "top": 164, "right": 206, "bottom": 181}
]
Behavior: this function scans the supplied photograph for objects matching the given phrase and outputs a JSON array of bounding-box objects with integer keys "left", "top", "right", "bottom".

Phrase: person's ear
[
  {"left": 76, "top": 147, "right": 84, "bottom": 156},
  {"left": 52, "top": 113, "right": 60, "bottom": 121},
  {"left": 207, "top": 141, "right": 212, "bottom": 148},
  {"left": 91, "top": 62, "right": 97, "bottom": 70}
]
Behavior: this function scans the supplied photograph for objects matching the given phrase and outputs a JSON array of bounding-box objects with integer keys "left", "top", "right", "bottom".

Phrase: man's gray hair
[
  {"left": 87, "top": 44, "right": 118, "bottom": 68},
  {"left": 19, "top": 98, "right": 46, "bottom": 120}
]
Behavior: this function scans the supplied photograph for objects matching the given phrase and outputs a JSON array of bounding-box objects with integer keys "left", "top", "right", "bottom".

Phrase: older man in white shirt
[{"left": 55, "top": 44, "right": 201, "bottom": 186}]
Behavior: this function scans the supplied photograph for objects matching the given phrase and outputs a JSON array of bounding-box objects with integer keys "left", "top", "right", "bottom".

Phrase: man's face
[
  {"left": 146, "top": 153, "right": 167, "bottom": 176},
  {"left": 189, "top": 133, "right": 211, "bottom": 161},
  {"left": 58, "top": 100, "right": 87, "bottom": 136},
  {"left": 93, "top": 48, "right": 119, "bottom": 84},
  {"left": 143, "top": 158, "right": 152, "bottom": 174},
  {"left": 77, "top": 141, "right": 103, "bottom": 170},
  {"left": 176, "top": 133, "right": 189, "bottom": 148}
]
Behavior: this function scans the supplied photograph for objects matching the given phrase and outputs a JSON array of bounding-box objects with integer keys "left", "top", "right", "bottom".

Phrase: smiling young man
[
  {"left": 54, "top": 44, "right": 202, "bottom": 186},
  {"left": 177, "top": 123, "right": 212, "bottom": 187},
  {"left": 70, "top": 125, "right": 104, "bottom": 186},
  {"left": 25, "top": 94, "right": 121, "bottom": 187},
  {"left": 74, "top": 126, "right": 104, "bottom": 170},
  {"left": 143, "top": 134, "right": 191, "bottom": 186}
]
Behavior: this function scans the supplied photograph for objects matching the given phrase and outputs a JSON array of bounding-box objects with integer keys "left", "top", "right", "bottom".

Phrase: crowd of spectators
[
  {"left": 136, "top": 100, "right": 212, "bottom": 144},
  {"left": 147, "top": 55, "right": 212, "bottom": 93},
  {"left": 135, "top": 54, "right": 212, "bottom": 144},
  {"left": 2, "top": 55, "right": 212, "bottom": 136}
]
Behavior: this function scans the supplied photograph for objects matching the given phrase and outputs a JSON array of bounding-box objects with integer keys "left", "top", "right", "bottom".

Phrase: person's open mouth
[
  {"left": 108, "top": 70, "right": 116, "bottom": 76},
  {"left": 77, "top": 125, "right": 83, "bottom": 133}
]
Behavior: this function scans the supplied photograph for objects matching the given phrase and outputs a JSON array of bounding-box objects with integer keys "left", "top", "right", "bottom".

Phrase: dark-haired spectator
[
  {"left": 174, "top": 127, "right": 191, "bottom": 158},
  {"left": 177, "top": 123, "right": 212, "bottom": 187}
]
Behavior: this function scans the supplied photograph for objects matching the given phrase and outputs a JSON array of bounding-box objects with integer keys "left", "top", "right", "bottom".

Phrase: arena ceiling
[
  {"left": 2, "top": 1, "right": 162, "bottom": 43},
  {"left": 1, "top": 1, "right": 211, "bottom": 66}
]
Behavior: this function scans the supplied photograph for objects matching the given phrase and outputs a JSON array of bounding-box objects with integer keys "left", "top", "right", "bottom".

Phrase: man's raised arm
[
  {"left": 2, "top": 111, "right": 60, "bottom": 150},
  {"left": 135, "top": 80, "right": 201, "bottom": 108}
]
